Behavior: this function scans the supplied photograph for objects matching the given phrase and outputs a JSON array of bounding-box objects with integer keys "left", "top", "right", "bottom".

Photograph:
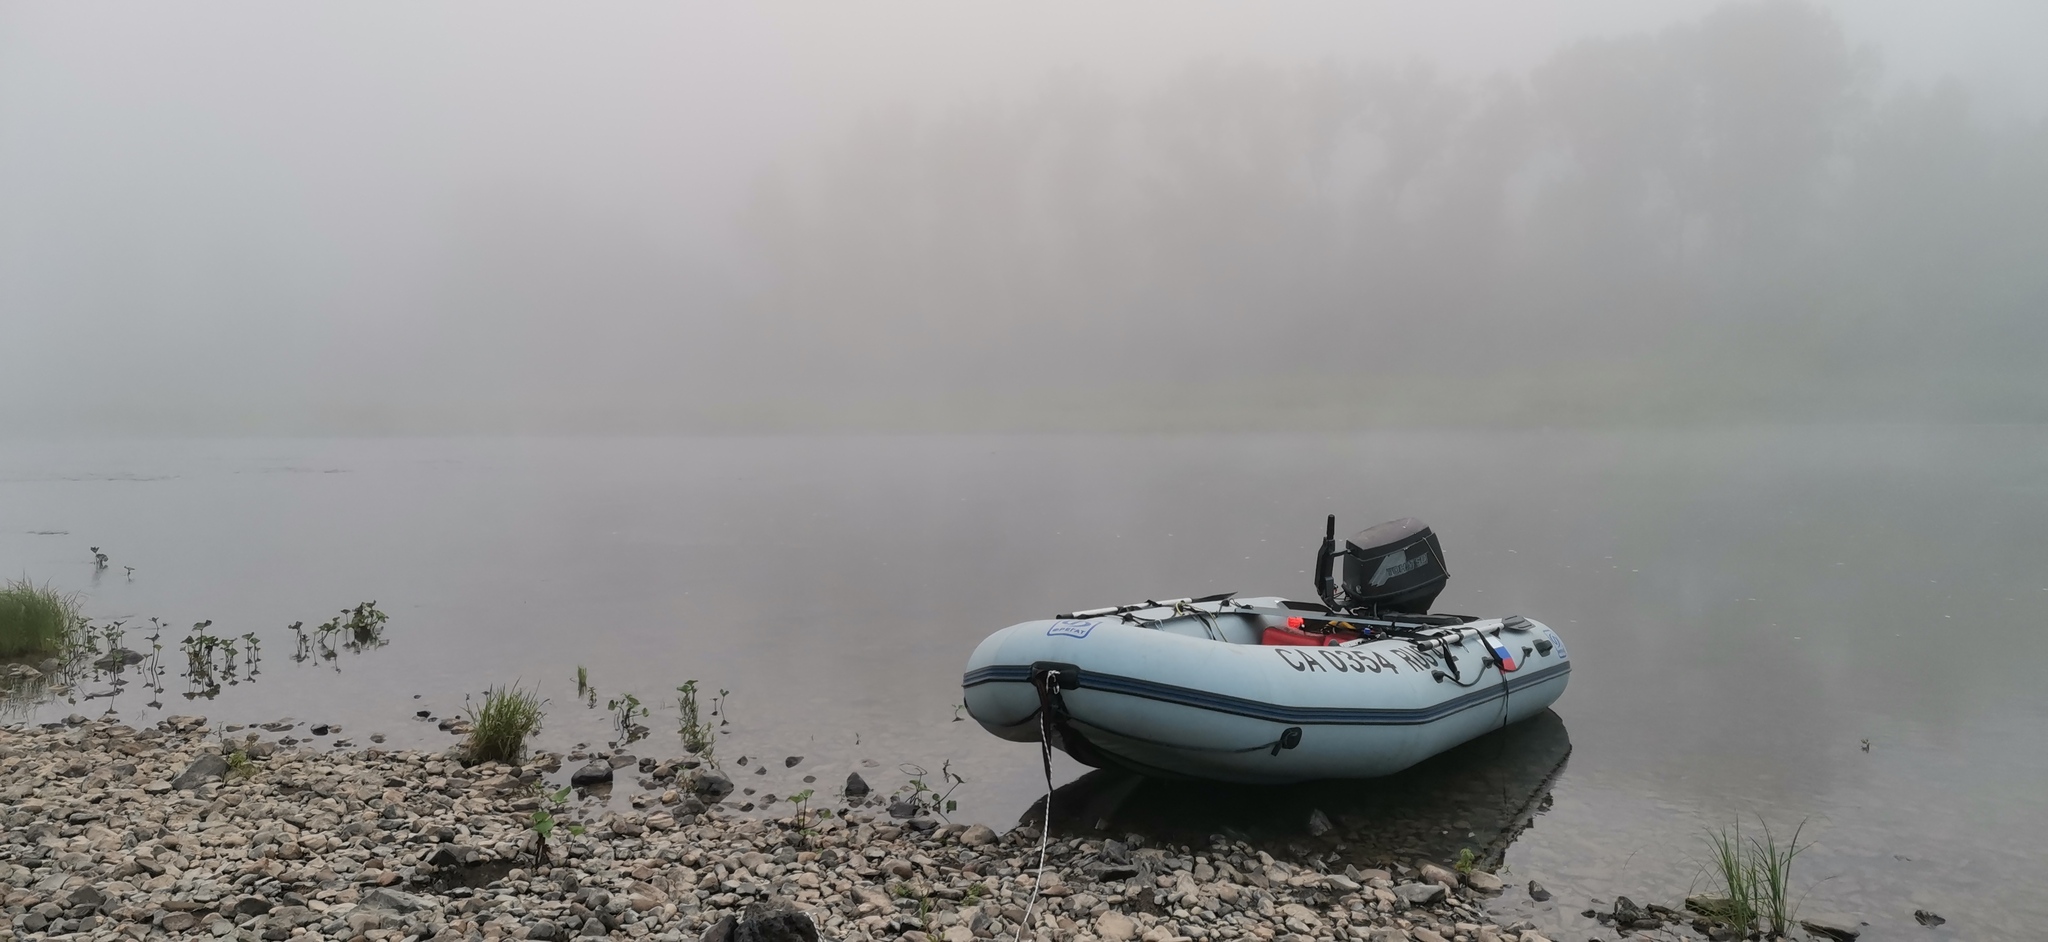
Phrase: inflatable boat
[{"left": 962, "top": 516, "right": 1570, "bottom": 783}]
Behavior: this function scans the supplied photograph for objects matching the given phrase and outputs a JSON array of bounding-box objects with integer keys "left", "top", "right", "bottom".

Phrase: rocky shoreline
[{"left": 1, "top": 716, "right": 1553, "bottom": 942}]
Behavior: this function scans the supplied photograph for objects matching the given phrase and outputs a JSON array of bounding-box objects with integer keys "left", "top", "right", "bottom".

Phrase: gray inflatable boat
[{"left": 962, "top": 516, "right": 1571, "bottom": 784}]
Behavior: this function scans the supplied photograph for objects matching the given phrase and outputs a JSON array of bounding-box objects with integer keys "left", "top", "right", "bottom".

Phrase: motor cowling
[{"left": 1340, "top": 517, "right": 1448, "bottom": 613}]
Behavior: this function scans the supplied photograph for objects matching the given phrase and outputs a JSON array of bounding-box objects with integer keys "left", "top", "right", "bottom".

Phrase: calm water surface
[{"left": 2, "top": 429, "right": 2043, "bottom": 940}]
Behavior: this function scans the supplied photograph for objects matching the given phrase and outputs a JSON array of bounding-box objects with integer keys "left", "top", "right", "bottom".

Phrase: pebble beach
[{"left": 1, "top": 716, "right": 1551, "bottom": 942}]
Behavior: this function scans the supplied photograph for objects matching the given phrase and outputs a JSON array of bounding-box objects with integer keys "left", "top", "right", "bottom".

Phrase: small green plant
[
  {"left": 788, "top": 788, "right": 833, "bottom": 836},
  {"left": 466, "top": 683, "right": 546, "bottom": 763},
  {"left": 607, "top": 691, "right": 649, "bottom": 743},
  {"left": 712, "top": 687, "right": 731, "bottom": 727},
  {"left": 224, "top": 747, "right": 256, "bottom": 780},
  {"left": 895, "top": 760, "right": 967, "bottom": 820},
  {"left": 1453, "top": 847, "right": 1476, "bottom": 875},
  {"left": 527, "top": 786, "right": 586, "bottom": 867},
  {"left": 0, "top": 578, "right": 83, "bottom": 658},
  {"left": 676, "top": 680, "right": 714, "bottom": 756}
]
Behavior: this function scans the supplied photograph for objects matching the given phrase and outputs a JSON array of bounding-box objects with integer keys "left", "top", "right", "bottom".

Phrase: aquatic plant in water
[
  {"left": 607, "top": 692, "right": 649, "bottom": 744},
  {"left": 1699, "top": 817, "right": 1810, "bottom": 938},
  {"left": 676, "top": 680, "right": 713, "bottom": 757}
]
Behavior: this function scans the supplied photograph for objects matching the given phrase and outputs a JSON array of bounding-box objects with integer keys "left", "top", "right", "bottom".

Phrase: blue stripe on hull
[{"left": 963, "top": 661, "right": 1569, "bottom": 727}]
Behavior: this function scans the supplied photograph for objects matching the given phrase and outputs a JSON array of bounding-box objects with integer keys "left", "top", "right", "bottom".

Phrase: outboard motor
[{"left": 1316, "top": 515, "right": 1449, "bottom": 614}]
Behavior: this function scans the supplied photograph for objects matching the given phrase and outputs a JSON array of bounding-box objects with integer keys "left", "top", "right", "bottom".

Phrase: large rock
[
  {"left": 844, "top": 772, "right": 870, "bottom": 798},
  {"left": 691, "top": 769, "right": 734, "bottom": 802},
  {"left": 1094, "top": 911, "right": 1137, "bottom": 942},
  {"left": 1393, "top": 883, "right": 1447, "bottom": 906},
  {"left": 1464, "top": 870, "right": 1503, "bottom": 894},
  {"left": 570, "top": 762, "right": 614, "bottom": 787},
  {"left": 170, "top": 754, "right": 228, "bottom": 790},
  {"left": 733, "top": 898, "right": 818, "bottom": 942},
  {"left": 1526, "top": 880, "right": 1551, "bottom": 902},
  {"left": 1418, "top": 863, "right": 1460, "bottom": 888}
]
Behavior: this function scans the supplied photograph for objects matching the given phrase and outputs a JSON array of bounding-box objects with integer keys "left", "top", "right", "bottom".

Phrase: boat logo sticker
[
  {"left": 1546, "top": 629, "right": 1568, "bottom": 660},
  {"left": 1046, "top": 619, "right": 1097, "bottom": 639}
]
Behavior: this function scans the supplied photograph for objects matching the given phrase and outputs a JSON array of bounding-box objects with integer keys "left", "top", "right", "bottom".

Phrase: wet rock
[
  {"left": 1306, "top": 808, "right": 1333, "bottom": 836},
  {"left": 887, "top": 796, "right": 919, "bottom": 818},
  {"left": 1914, "top": 910, "right": 1946, "bottom": 927},
  {"left": 1800, "top": 915, "right": 1862, "bottom": 941},
  {"left": 609, "top": 753, "right": 638, "bottom": 769},
  {"left": 1526, "top": 879, "right": 1550, "bottom": 901},
  {"left": 309, "top": 723, "right": 331, "bottom": 735},
  {"left": 692, "top": 769, "right": 735, "bottom": 802},
  {"left": 784, "top": 755, "right": 803, "bottom": 768},
  {"left": 734, "top": 897, "right": 818, "bottom": 942},
  {"left": 1465, "top": 870, "right": 1503, "bottom": 894},
  {"left": 170, "top": 753, "right": 228, "bottom": 790},
  {"left": 844, "top": 772, "right": 870, "bottom": 798},
  {"left": 570, "top": 762, "right": 614, "bottom": 787}
]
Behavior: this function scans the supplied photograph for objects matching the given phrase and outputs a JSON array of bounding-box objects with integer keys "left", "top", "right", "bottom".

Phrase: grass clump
[
  {"left": 0, "top": 579, "right": 82, "bottom": 658},
  {"left": 1700, "top": 817, "right": 1810, "bottom": 938},
  {"left": 465, "top": 683, "right": 546, "bottom": 763}
]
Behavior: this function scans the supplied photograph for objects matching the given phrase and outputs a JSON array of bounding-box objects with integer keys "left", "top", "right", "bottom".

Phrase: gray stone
[
  {"left": 608, "top": 754, "right": 638, "bottom": 769},
  {"left": 1464, "top": 870, "right": 1503, "bottom": 894},
  {"left": 230, "top": 897, "right": 273, "bottom": 917},
  {"left": 64, "top": 886, "right": 105, "bottom": 910},
  {"left": 1526, "top": 880, "right": 1550, "bottom": 902},
  {"left": 1392, "top": 883, "right": 1446, "bottom": 906},
  {"left": 359, "top": 888, "right": 430, "bottom": 914},
  {"left": 1799, "top": 915, "right": 1862, "bottom": 941},
  {"left": 529, "top": 920, "right": 562, "bottom": 940},
  {"left": 784, "top": 756, "right": 803, "bottom": 768},
  {"left": 1306, "top": 808, "right": 1333, "bottom": 837},
  {"left": 171, "top": 754, "right": 228, "bottom": 790},
  {"left": 1914, "top": 910, "right": 1945, "bottom": 927},
  {"left": 1095, "top": 911, "right": 1137, "bottom": 942},
  {"left": 959, "top": 823, "right": 998, "bottom": 847},
  {"left": 570, "top": 762, "right": 614, "bottom": 787},
  {"left": 844, "top": 772, "right": 870, "bottom": 798}
]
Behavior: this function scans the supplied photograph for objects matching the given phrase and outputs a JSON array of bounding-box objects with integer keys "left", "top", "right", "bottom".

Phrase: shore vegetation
[
  {"left": 1700, "top": 818, "right": 1811, "bottom": 938},
  {"left": 466, "top": 683, "right": 545, "bottom": 763},
  {"left": 0, "top": 578, "right": 82, "bottom": 658}
]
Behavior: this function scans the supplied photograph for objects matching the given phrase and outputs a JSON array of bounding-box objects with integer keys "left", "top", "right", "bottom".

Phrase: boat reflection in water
[{"left": 1022, "top": 709, "right": 1571, "bottom": 870}]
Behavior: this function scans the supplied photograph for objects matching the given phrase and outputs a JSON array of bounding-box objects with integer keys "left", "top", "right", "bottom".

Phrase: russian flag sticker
[{"left": 1490, "top": 637, "right": 1519, "bottom": 672}]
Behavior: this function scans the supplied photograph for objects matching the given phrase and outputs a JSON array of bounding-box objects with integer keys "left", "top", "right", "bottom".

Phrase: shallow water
[{"left": 2, "top": 428, "right": 2043, "bottom": 939}]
